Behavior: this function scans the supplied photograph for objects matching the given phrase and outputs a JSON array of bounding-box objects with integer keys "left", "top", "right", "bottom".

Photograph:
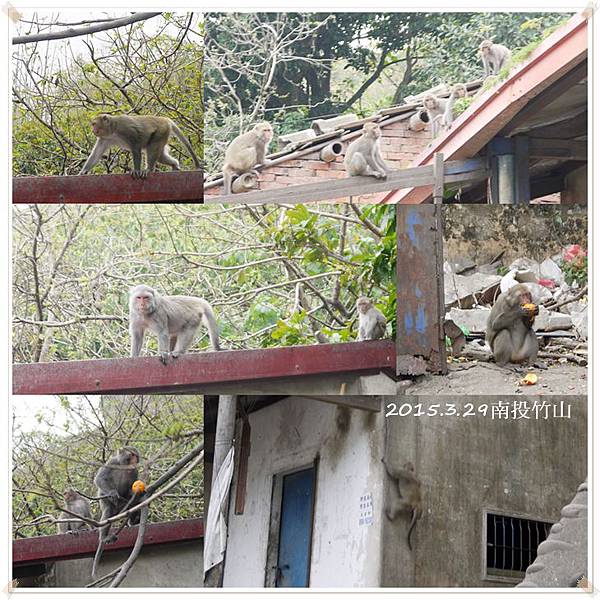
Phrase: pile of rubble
[{"left": 443, "top": 247, "right": 588, "bottom": 366}]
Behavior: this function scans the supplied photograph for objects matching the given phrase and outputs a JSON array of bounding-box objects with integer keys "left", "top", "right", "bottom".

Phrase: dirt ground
[{"left": 403, "top": 361, "right": 587, "bottom": 395}]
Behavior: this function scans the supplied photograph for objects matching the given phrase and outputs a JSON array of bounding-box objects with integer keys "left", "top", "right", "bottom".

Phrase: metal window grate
[{"left": 486, "top": 513, "right": 552, "bottom": 575}]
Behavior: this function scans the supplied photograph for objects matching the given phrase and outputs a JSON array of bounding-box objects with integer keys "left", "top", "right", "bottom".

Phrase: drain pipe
[
  {"left": 408, "top": 109, "right": 429, "bottom": 131},
  {"left": 319, "top": 141, "right": 344, "bottom": 162}
]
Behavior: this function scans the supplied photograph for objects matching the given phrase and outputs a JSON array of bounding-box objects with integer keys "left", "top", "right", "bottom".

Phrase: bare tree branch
[{"left": 13, "top": 12, "right": 162, "bottom": 45}]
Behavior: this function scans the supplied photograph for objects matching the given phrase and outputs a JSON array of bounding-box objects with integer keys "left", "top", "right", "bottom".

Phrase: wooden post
[
  {"left": 432, "top": 152, "right": 444, "bottom": 203},
  {"left": 396, "top": 205, "right": 448, "bottom": 375}
]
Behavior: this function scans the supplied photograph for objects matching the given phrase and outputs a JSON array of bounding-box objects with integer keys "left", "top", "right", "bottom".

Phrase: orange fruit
[{"left": 132, "top": 480, "right": 146, "bottom": 495}]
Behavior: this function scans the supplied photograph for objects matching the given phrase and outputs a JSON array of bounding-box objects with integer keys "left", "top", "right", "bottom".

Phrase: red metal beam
[
  {"left": 13, "top": 341, "right": 396, "bottom": 395},
  {"left": 12, "top": 171, "right": 203, "bottom": 203},
  {"left": 378, "top": 11, "right": 588, "bottom": 204},
  {"left": 13, "top": 518, "right": 204, "bottom": 566}
]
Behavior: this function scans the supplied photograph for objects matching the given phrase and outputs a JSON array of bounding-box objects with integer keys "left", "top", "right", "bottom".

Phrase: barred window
[{"left": 485, "top": 511, "right": 552, "bottom": 580}]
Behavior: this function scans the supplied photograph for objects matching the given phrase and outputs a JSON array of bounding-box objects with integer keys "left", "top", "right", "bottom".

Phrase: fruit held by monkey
[{"left": 132, "top": 480, "right": 146, "bottom": 495}]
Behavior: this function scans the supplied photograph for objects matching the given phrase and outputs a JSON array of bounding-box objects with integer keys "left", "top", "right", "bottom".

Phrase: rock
[
  {"left": 508, "top": 258, "right": 541, "bottom": 277},
  {"left": 534, "top": 306, "right": 573, "bottom": 332},
  {"left": 446, "top": 307, "right": 490, "bottom": 334},
  {"left": 500, "top": 269, "right": 538, "bottom": 293},
  {"left": 562, "top": 298, "right": 587, "bottom": 316},
  {"left": 499, "top": 275, "right": 552, "bottom": 303},
  {"left": 526, "top": 283, "right": 554, "bottom": 304},
  {"left": 571, "top": 308, "right": 587, "bottom": 340},
  {"left": 445, "top": 273, "right": 501, "bottom": 307},
  {"left": 540, "top": 257, "right": 565, "bottom": 286}
]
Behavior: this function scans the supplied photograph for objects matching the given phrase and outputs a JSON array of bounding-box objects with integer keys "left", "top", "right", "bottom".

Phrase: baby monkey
[
  {"left": 57, "top": 488, "right": 93, "bottom": 534},
  {"left": 356, "top": 296, "right": 387, "bottom": 341},
  {"left": 344, "top": 122, "right": 389, "bottom": 180},
  {"left": 129, "top": 284, "right": 220, "bottom": 365},
  {"left": 222, "top": 122, "right": 273, "bottom": 195},
  {"left": 382, "top": 459, "right": 423, "bottom": 551},
  {"left": 79, "top": 114, "right": 201, "bottom": 178}
]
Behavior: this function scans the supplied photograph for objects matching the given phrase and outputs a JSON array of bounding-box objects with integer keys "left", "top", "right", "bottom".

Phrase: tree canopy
[
  {"left": 13, "top": 395, "right": 203, "bottom": 538},
  {"left": 12, "top": 12, "right": 203, "bottom": 176},
  {"left": 13, "top": 204, "right": 396, "bottom": 363}
]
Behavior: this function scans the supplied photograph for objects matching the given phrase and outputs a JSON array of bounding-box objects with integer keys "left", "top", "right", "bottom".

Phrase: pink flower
[{"left": 563, "top": 244, "right": 587, "bottom": 265}]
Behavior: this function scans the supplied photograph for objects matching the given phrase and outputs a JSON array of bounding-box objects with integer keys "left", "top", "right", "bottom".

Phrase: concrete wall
[
  {"left": 443, "top": 205, "right": 587, "bottom": 265},
  {"left": 205, "top": 117, "right": 429, "bottom": 198},
  {"left": 48, "top": 540, "right": 202, "bottom": 587},
  {"left": 222, "top": 398, "right": 386, "bottom": 587},
  {"left": 220, "top": 394, "right": 585, "bottom": 588},
  {"left": 381, "top": 395, "right": 587, "bottom": 587}
]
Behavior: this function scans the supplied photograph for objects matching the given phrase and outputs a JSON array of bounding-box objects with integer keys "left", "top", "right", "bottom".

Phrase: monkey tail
[
  {"left": 407, "top": 509, "right": 418, "bottom": 551},
  {"left": 170, "top": 121, "right": 201, "bottom": 168},
  {"left": 201, "top": 303, "right": 221, "bottom": 351}
]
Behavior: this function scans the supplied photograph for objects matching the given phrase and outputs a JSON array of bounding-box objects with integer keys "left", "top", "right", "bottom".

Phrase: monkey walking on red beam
[
  {"left": 129, "top": 284, "right": 220, "bottom": 365},
  {"left": 79, "top": 114, "right": 201, "bottom": 179}
]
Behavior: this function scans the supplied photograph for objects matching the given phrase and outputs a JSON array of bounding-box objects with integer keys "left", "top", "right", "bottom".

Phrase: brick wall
[{"left": 204, "top": 117, "right": 431, "bottom": 198}]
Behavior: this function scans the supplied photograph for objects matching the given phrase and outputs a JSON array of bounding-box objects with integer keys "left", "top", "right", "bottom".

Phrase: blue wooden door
[{"left": 276, "top": 467, "right": 316, "bottom": 587}]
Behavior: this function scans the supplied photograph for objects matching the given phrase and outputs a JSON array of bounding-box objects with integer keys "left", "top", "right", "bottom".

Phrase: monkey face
[
  {"left": 63, "top": 489, "right": 77, "bottom": 502},
  {"left": 121, "top": 447, "right": 140, "bottom": 465},
  {"left": 254, "top": 122, "right": 273, "bottom": 143},
  {"left": 519, "top": 291, "right": 533, "bottom": 305},
  {"left": 479, "top": 40, "right": 493, "bottom": 54},
  {"left": 506, "top": 284, "right": 532, "bottom": 307},
  {"left": 423, "top": 95, "right": 437, "bottom": 110},
  {"left": 363, "top": 123, "right": 381, "bottom": 139},
  {"left": 356, "top": 297, "right": 372, "bottom": 314},
  {"left": 91, "top": 114, "right": 113, "bottom": 138},
  {"left": 454, "top": 85, "right": 467, "bottom": 98},
  {"left": 130, "top": 285, "right": 156, "bottom": 314}
]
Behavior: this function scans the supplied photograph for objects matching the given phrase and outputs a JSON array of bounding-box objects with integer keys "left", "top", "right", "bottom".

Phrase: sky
[{"left": 12, "top": 394, "right": 97, "bottom": 435}]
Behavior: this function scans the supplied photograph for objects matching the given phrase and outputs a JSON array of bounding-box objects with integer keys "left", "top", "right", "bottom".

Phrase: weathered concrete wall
[
  {"left": 49, "top": 540, "right": 202, "bottom": 587},
  {"left": 381, "top": 395, "right": 587, "bottom": 587},
  {"left": 222, "top": 398, "right": 386, "bottom": 587},
  {"left": 443, "top": 205, "right": 587, "bottom": 265},
  {"left": 205, "top": 118, "right": 429, "bottom": 198}
]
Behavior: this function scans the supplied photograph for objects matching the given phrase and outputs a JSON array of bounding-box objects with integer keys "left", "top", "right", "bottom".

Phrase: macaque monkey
[
  {"left": 222, "top": 122, "right": 273, "bottom": 195},
  {"left": 441, "top": 84, "right": 467, "bottom": 132},
  {"left": 79, "top": 114, "right": 201, "bottom": 179},
  {"left": 92, "top": 447, "right": 140, "bottom": 577},
  {"left": 423, "top": 84, "right": 467, "bottom": 139},
  {"left": 486, "top": 283, "right": 539, "bottom": 367},
  {"left": 423, "top": 94, "right": 445, "bottom": 139},
  {"left": 57, "top": 489, "right": 93, "bottom": 534},
  {"left": 382, "top": 459, "right": 423, "bottom": 551},
  {"left": 129, "top": 284, "right": 220, "bottom": 365},
  {"left": 479, "top": 40, "right": 511, "bottom": 77},
  {"left": 344, "top": 122, "right": 389, "bottom": 180},
  {"left": 356, "top": 296, "right": 387, "bottom": 341}
]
